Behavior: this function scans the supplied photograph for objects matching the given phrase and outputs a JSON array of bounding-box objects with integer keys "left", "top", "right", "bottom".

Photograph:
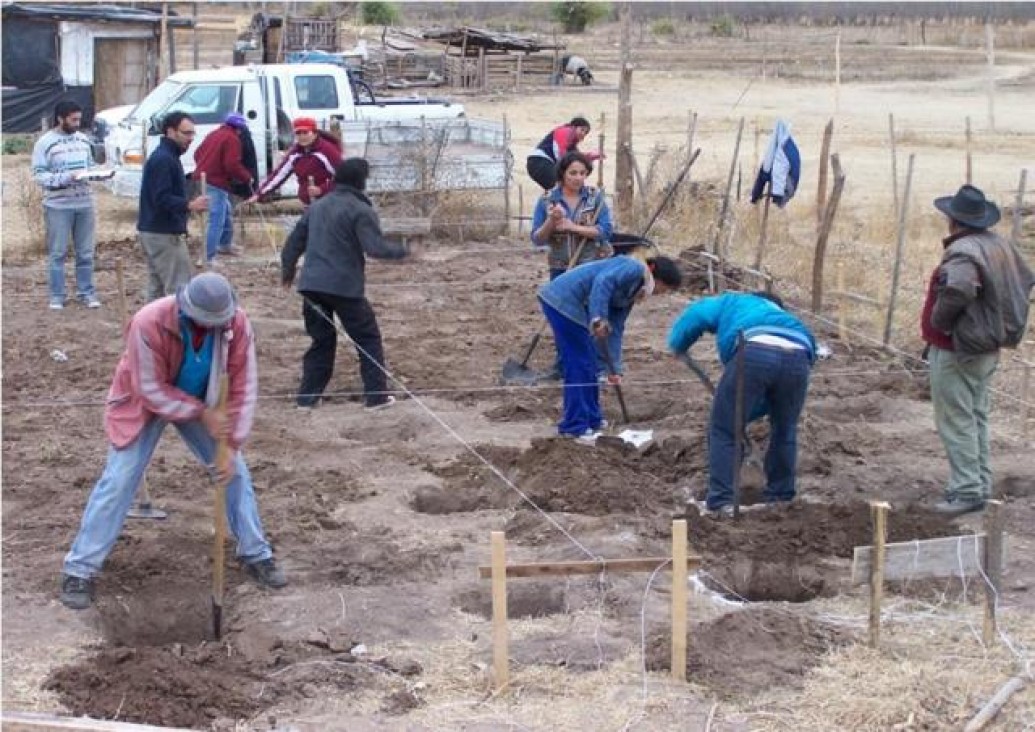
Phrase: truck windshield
[{"left": 126, "top": 80, "right": 183, "bottom": 125}]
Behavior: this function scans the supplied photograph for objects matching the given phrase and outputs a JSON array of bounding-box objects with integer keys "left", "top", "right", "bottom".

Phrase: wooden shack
[{"left": 422, "top": 26, "right": 564, "bottom": 91}]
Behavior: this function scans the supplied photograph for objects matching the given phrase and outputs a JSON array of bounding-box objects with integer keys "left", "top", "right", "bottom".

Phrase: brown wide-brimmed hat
[{"left": 933, "top": 184, "right": 1001, "bottom": 229}]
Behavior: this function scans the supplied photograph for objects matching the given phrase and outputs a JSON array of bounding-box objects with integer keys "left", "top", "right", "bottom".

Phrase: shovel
[
  {"left": 595, "top": 334, "right": 630, "bottom": 424},
  {"left": 500, "top": 193, "right": 605, "bottom": 385},
  {"left": 210, "top": 375, "right": 230, "bottom": 640}
]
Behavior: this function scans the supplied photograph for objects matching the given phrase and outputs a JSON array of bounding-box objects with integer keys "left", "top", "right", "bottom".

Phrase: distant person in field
[
  {"left": 526, "top": 116, "right": 603, "bottom": 192},
  {"left": 32, "top": 100, "right": 102, "bottom": 310},
  {"left": 921, "top": 184, "right": 1034, "bottom": 516},
  {"left": 192, "top": 112, "right": 254, "bottom": 267},
  {"left": 59, "top": 273, "right": 287, "bottom": 610},
  {"left": 668, "top": 292, "right": 817, "bottom": 518},
  {"left": 248, "top": 116, "right": 342, "bottom": 208},
  {"left": 559, "top": 54, "right": 594, "bottom": 85},
  {"left": 138, "top": 111, "right": 209, "bottom": 301}
]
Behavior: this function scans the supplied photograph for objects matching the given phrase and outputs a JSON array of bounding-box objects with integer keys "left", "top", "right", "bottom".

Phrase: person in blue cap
[{"left": 668, "top": 291, "right": 816, "bottom": 517}]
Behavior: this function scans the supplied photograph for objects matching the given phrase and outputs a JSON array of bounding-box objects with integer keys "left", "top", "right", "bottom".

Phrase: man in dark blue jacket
[
  {"left": 281, "top": 158, "right": 407, "bottom": 410},
  {"left": 138, "top": 111, "right": 208, "bottom": 301},
  {"left": 668, "top": 292, "right": 816, "bottom": 516}
]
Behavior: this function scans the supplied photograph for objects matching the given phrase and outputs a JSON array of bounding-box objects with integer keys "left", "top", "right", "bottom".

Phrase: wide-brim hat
[
  {"left": 176, "top": 273, "right": 237, "bottom": 327},
  {"left": 934, "top": 184, "right": 1000, "bottom": 229}
]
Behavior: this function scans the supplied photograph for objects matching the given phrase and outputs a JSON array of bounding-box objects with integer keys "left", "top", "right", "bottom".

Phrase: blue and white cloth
[{"left": 750, "top": 119, "right": 800, "bottom": 208}]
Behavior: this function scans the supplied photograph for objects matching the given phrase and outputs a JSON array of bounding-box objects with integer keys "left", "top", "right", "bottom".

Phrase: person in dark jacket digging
[
  {"left": 921, "top": 184, "right": 1035, "bottom": 516},
  {"left": 667, "top": 292, "right": 817, "bottom": 518},
  {"left": 281, "top": 158, "right": 407, "bottom": 410}
]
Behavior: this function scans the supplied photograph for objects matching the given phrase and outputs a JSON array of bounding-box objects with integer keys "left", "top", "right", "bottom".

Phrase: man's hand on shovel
[{"left": 201, "top": 406, "right": 235, "bottom": 482}]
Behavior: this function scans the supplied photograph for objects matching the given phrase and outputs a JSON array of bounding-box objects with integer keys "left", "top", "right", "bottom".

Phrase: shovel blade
[
  {"left": 127, "top": 503, "right": 168, "bottom": 520},
  {"left": 500, "top": 358, "right": 540, "bottom": 386},
  {"left": 211, "top": 597, "right": 223, "bottom": 640}
]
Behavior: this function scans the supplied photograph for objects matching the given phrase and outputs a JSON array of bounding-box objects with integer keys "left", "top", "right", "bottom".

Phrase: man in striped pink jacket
[{"left": 59, "top": 273, "right": 286, "bottom": 610}]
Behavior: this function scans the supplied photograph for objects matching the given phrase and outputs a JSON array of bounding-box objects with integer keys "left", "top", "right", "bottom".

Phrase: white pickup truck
[{"left": 100, "top": 63, "right": 509, "bottom": 197}]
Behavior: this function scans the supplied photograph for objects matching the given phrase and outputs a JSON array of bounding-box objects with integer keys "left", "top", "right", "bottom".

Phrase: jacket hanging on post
[{"left": 750, "top": 119, "right": 801, "bottom": 208}]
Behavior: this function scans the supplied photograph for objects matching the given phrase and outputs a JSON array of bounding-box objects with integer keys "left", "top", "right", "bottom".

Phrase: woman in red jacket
[
  {"left": 248, "top": 117, "right": 343, "bottom": 207},
  {"left": 526, "top": 116, "right": 602, "bottom": 191}
]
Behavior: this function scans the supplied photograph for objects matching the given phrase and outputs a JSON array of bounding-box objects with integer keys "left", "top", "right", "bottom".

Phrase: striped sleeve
[{"left": 258, "top": 150, "right": 299, "bottom": 196}]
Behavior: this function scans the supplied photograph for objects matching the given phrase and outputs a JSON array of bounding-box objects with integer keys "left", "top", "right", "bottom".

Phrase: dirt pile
[{"left": 647, "top": 606, "right": 852, "bottom": 697}]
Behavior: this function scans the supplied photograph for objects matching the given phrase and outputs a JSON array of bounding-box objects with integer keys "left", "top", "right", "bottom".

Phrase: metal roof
[{"left": 1, "top": 3, "right": 194, "bottom": 27}]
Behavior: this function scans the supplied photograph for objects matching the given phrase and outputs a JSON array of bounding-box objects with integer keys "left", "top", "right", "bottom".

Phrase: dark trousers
[
  {"left": 542, "top": 301, "right": 603, "bottom": 436},
  {"left": 298, "top": 291, "right": 389, "bottom": 407},
  {"left": 527, "top": 156, "right": 557, "bottom": 191},
  {"left": 707, "top": 343, "right": 811, "bottom": 509}
]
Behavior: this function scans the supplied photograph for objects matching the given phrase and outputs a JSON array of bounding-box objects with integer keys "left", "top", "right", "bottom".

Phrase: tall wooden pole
[
  {"left": 597, "top": 112, "right": 606, "bottom": 189},
  {"left": 868, "top": 501, "right": 889, "bottom": 648},
  {"left": 884, "top": 154, "right": 914, "bottom": 346},
  {"left": 888, "top": 113, "right": 899, "bottom": 222},
  {"left": 816, "top": 119, "right": 833, "bottom": 224},
  {"left": 614, "top": 3, "right": 635, "bottom": 225},
  {"left": 811, "top": 153, "right": 846, "bottom": 314},
  {"left": 713, "top": 117, "right": 744, "bottom": 265},
  {"left": 834, "top": 31, "right": 841, "bottom": 117}
]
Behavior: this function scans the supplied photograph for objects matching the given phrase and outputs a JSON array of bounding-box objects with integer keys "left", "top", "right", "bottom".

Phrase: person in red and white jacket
[
  {"left": 58, "top": 273, "right": 286, "bottom": 610},
  {"left": 248, "top": 116, "right": 342, "bottom": 207},
  {"left": 525, "top": 116, "right": 603, "bottom": 191}
]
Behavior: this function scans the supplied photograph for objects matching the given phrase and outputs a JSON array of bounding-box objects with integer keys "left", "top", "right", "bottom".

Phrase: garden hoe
[{"left": 210, "top": 375, "right": 230, "bottom": 640}]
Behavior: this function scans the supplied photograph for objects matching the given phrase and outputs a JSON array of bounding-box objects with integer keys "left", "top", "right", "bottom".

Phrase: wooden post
[
  {"left": 115, "top": 258, "right": 129, "bottom": 331},
  {"left": 199, "top": 172, "right": 208, "bottom": 265},
  {"left": 140, "top": 114, "right": 149, "bottom": 160},
  {"left": 670, "top": 519, "right": 688, "bottom": 682},
  {"left": 597, "top": 112, "right": 606, "bottom": 189},
  {"left": 615, "top": 3, "right": 635, "bottom": 225},
  {"left": 834, "top": 31, "right": 841, "bottom": 117},
  {"left": 515, "top": 54, "right": 523, "bottom": 91},
  {"left": 753, "top": 181, "right": 771, "bottom": 272},
  {"left": 502, "top": 113, "right": 511, "bottom": 234},
  {"left": 687, "top": 110, "right": 697, "bottom": 156},
  {"left": 713, "top": 117, "right": 745, "bottom": 266},
  {"left": 868, "top": 501, "right": 889, "bottom": 648},
  {"left": 490, "top": 531, "right": 509, "bottom": 691},
  {"left": 629, "top": 144, "right": 645, "bottom": 211},
  {"left": 873, "top": 276, "right": 887, "bottom": 339},
  {"left": 160, "top": 2, "right": 169, "bottom": 81},
  {"left": 965, "top": 116, "right": 973, "bottom": 185},
  {"left": 888, "top": 113, "right": 899, "bottom": 222},
  {"left": 811, "top": 153, "right": 845, "bottom": 314},
  {"left": 1012, "top": 168, "right": 1027, "bottom": 247},
  {"left": 982, "top": 500, "right": 1005, "bottom": 646},
  {"left": 985, "top": 22, "right": 996, "bottom": 132},
  {"left": 192, "top": 2, "right": 199, "bottom": 70},
  {"left": 884, "top": 154, "right": 915, "bottom": 346},
  {"left": 816, "top": 119, "right": 833, "bottom": 224},
  {"left": 517, "top": 184, "right": 525, "bottom": 235},
  {"left": 837, "top": 261, "right": 848, "bottom": 344}
]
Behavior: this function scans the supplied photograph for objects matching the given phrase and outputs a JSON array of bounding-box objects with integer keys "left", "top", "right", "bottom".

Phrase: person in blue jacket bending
[
  {"left": 667, "top": 291, "right": 816, "bottom": 516},
  {"left": 539, "top": 255, "right": 683, "bottom": 440}
]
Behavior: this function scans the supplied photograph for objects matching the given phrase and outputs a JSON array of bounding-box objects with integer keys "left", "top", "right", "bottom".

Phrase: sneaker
[
  {"left": 576, "top": 429, "right": 601, "bottom": 446},
  {"left": 703, "top": 504, "right": 736, "bottom": 519},
  {"left": 79, "top": 295, "right": 101, "bottom": 309},
  {"left": 364, "top": 395, "right": 396, "bottom": 412},
  {"left": 59, "top": 574, "right": 94, "bottom": 610},
  {"left": 49, "top": 299, "right": 65, "bottom": 311},
  {"left": 932, "top": 497, "right": 985, "bottom": 516},
  {"left": 217, "top": 245, "right": 243, "bottom": 257},
  {"left": 243, "top": 558, "right": 287, "bottom": 589}
]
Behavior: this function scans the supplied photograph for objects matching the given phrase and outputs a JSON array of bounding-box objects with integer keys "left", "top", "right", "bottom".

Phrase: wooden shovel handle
[{"left": 212, "top": 374, "right": 230, "bottom": 606}]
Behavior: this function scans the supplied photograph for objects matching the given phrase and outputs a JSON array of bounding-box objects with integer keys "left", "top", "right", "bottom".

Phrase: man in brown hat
[{"left": 921, "top": 184, "right": 1034, "bottom": 515}]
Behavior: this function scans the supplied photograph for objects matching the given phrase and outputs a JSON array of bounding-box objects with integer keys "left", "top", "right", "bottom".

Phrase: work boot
[
  {"left": 244, "top": 558, "right": 287, "bottom": 589},
  {"left": 59, "top": 574, "right": 94, "bottom": 610},
  {"left": 932, "top": 497, "right": 985, "bottom": 516}
]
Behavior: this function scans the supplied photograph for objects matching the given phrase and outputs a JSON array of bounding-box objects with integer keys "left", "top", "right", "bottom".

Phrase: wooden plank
[
  {"left": 490, "top": 531, "right": 509, "bottom": 691},
  {"left": 0, "top": 711, "right": 195, "bottom": 731},
  {"left": 982, "top": 500, "right": 1005, "bottom": 645},
  {"left": 671, "top": 519, "right": 688, "bottom": 682},
  {"left": 852, "top": 534, "right": 988, "bottom": 586},
  {"left": 478, "top": 556, "right": 699, "bottom": 579}
]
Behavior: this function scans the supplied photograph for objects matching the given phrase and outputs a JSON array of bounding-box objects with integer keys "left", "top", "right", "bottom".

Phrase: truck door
[{"left": 239, "top": 76, "right": 267, "bottom": 180}]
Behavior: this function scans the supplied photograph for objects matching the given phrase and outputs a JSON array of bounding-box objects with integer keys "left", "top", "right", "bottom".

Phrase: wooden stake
[
  {"left": 614, "top": 3, "right": 634, "bottom": 222},
  {"left": 517, "top": 185, "right": 524, "bottom": 235},
  {"left": 816, "top": 119, "right": 833, "bottom": 224},
  {"left": 834, "top": 31, "right": 841, "bottom": 117},
  {"left": 490, "top": 531, "right": 509, "bottom": 691},
  {"left": 753, "top": 181, "right": 771, "bottom": 273},
  {"left": 671, "top": 519, "right": 688, "bottom": 682},
  {"left": 1012, "top": 168, "right": 1027, "bottom": 247},
  {"left": 966, "top": 116, "right": 973, "bottom": 185},
  {"left": 985, "top": 22, "right": 996, "bottom": 132},
  {"left": 873, "top": 276, "right": 887, "bottom": 339},
  {"left": 964, "top": 675, "right": 1028, "bottom": 732},
  {"left": 811, "top": 153, "right": 846, "bottom": 314},
  {"left": 687, "top": 110, "right": 697, "bottom": 156},
  {"left": 597, "top": 112, "right": 606, "bottom": 189},
  {"left": 199, "top": 172, "right": 208, "bottom": 266},
  {"left": 713, "top": 117, "right": 745, "bottom": 268},
  {"left": 884, "top": 154, "right": 914, "bottom": 346},
  {"left": 115, "top": 257, "right": 129, "bottom": 332},
  {"left": 982, "top": 500, "right": 1004, "bottom": 646},
  {"left": 837, "top": 261, "right": 848, "bottom": 344},
  {"left": 868, "top": 501, "right": 889, "bottom": 648},
  {"left": 888, "top": 113, "right": 899, "bottom": 222},
  {"left": 502, "top": 114, "right": 511, "bottom": 234}
]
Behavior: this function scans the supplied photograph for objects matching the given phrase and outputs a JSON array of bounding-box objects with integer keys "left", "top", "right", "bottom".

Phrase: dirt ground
[{"left": 2, "top": 19, "right": 1034, "bottom": 732}]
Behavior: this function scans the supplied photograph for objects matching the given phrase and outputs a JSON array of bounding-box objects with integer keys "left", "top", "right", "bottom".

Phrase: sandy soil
[{"left": 2, "top": 21, "right": 1034, "bottom": 732}]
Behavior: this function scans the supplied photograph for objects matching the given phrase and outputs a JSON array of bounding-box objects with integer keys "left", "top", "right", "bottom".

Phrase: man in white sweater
[{"left": 32, "top": 100, "right": 101, "bottom": 310}]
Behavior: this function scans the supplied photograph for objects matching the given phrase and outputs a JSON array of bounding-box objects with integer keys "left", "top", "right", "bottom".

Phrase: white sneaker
[
  {"left": 79, "top": 295, "right": 101, "bottom": 309},
  {"left": 364, "top": 396, "right": 396, "bottom": 412},
  {"left": 49, "top": 299, "right": 64, "bottom": 310},
  {"left": 576, "top": 430, "right": 601, "bottom": 446}
]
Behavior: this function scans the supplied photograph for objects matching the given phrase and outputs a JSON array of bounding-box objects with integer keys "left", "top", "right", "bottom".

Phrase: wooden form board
[
  {"left": 478, "top": 556, "right": 700, "bottom": 579},
  {"left": 0, "top": 711, "right": 195, "bottom": 731},
  {"left": 851, "top": 533, "right": 994, "bottom": 586}
]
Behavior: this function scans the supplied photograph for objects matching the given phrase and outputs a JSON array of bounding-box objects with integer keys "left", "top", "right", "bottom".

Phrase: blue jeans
[
  {"left": 45, "top": 205, "right": 96, "bottom": 301},
  {"left": 543, "top": 301, "right": 603, "bottom": 436},
  {"left": 205, "top": 186, "right": 233, "bottom": 260},
  {"left": 63, "top": 417, "right": 274, "bottom": 579},
  {"left": 707, "top": 342, "right": 811, "bottom": 509}
]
